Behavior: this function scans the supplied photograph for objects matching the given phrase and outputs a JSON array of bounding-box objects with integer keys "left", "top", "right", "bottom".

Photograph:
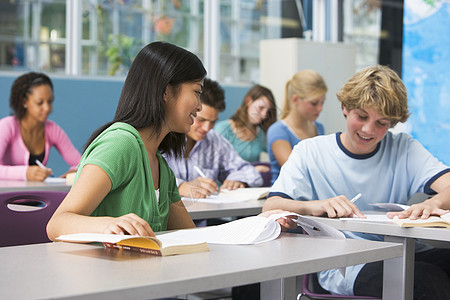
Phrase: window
[
  {"left": 80, "top": 0, "right": 204, "bottom": 76},
  {"left": 0, "top": 0, "right": 67, "bottom": 73},
  {"left": 0, "top": 0, "right": 403, "bottom": 83}
]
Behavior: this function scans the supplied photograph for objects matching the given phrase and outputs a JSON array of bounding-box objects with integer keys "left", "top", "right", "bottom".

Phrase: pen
[
  {"left": 193, "top": 165, "right": 219, "bottom": 195},
  {"left": 35, "top": 159, "right": 48, "bottom": 170},
  {"left": 193, "top": 165, "right": 207, "bottom": 178},
  {"left": 350, "top": 193, "right": 362, "bottom": 203}
]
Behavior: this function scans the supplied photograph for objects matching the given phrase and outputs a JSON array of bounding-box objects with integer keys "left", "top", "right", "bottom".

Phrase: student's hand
[
  {"left": 26, "top": 165, "right": 52, "bottom": 181},
  {"left": 307, "top": 195, "right": 365, "bottom": 218},
  {"left": 104, "top": 213, "right": 155, "bottom": 237},
  {"left": 179, "top": 177, "right": 218, "bottom": 198},
  {"left": 387, "top": 200, "right": 449, "bottom": 220},
  {"left": 220, "top": 180, "right": 245, "bottom": 191},
  {"left": 59, "top": 169, "right": 77, "bottom": 178},
  {"left": 254, "top": 164, "right": 270, "bottom": 173},
  {"left": 259, "top": 209, "right": 298, "bottom": 230}
]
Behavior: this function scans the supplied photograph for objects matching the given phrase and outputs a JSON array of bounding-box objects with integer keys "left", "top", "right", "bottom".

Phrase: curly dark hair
[{"left": 9, "top": 72, "right": 53, "bottom": 120}]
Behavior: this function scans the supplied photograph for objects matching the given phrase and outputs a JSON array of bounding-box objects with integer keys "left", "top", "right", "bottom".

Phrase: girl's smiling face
[
  {"left": 165, "top": 80, "right": 203, "bottom": 134},
  {"left": 341, "top": 106, "right": 392, "bottom": 155}
]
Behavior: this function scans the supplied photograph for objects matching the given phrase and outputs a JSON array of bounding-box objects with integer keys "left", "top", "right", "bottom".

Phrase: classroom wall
[
  {"left": 260, "top": 39, "right": 356, "bottom": 134},
  {"left": 0, "top": 73, "right": 249, "bottom": 176}
]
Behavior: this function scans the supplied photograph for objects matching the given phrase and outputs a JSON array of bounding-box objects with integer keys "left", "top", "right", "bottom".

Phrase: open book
[
  {"left": 56, "top": 213, "right": 344, "bottom": 255},
  {"left": 55, "top": 233, "right": 209, "bottom": 256},
  {"left": 160, "top": 212, "right": 345, "bottom": 245},
  {"left": 393, "top": 212, "right": 450, "bottom": 228}
]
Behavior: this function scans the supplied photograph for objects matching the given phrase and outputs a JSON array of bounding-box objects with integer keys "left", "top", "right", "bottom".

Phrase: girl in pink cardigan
[{"left": 0, "top": 72, "right": 81, "bottom": 181}]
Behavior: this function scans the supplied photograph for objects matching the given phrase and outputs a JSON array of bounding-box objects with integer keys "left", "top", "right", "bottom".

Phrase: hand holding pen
[
  {"left": 178, "top": 166, "right": 218, "bottom": 198},
  {"left": 307, "top": 193, "right": 365, "bottom": 218},
  {"left": 25, "top": 159, "right": 53, "bottom": 181},
  {"left": 350, "top": 193, "right": 362, "bottom": 204}
]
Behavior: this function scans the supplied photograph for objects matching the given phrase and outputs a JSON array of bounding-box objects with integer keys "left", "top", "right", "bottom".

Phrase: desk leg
[
  {"left": 382, "top": 236, "right": 415, "bottom": 300},
  {"left": 261, "top": 277, "right": 297, "bottom": 300}
]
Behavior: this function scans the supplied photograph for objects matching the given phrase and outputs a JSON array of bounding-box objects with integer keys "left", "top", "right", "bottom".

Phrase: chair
[
  {"left": 251, "top": 161, "right": 272, "bottom": 187},
  {"left": 297, "top": 273, "right": 380, "bottom": 300},
  {"left": 0, "top": 190, "right": 67, "bottom": 247},
  {"left": 297, "top": 227, "right": 380, "bottom": 300}
]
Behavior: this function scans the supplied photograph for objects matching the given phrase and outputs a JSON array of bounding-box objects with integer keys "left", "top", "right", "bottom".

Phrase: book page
[
  {"left": 393, "top": 215, "right": 450, "bottom": 227},
  {"left": 44, "top": 177, "right": 67, "bottom": 184},
  {"left": 341, "top": 214, "right": 394, "bottom": 223},
  {"left": 265, "top": 212, "right": 345, "bottom": 239},
  {"left": 297, "top": 215, "right": 346, "bottom": 239},
  {"left": 158, "top": 216, "right": 280, "bottom": 244},
  {"left": 154, "top": 236, "right": 207, "bottom": 248},
  {"left": 182, "top": 187, "right": 270, "bottom": 204},
  {"left": 441, "top": 212, "right": 450, "bottom": 223},
  {"left": 56, "top": 233, "right": 134, "bottom": 243}
]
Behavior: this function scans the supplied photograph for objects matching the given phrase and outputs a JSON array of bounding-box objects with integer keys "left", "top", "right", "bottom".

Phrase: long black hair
[{"left": 85, "top": 42, "right": 207, "bottom": 158}]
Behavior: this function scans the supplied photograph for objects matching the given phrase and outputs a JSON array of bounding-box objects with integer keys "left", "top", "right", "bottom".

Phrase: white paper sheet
[
  {"left": 340, "top": 214, "right": 394, "bottom": 223},
  {"left": 182, "top": 187, "right": 270, "bottom": 204}
]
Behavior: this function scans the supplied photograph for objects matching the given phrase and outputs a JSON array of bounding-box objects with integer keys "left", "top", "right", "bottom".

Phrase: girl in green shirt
[{"left": 47, "top": 42, "right": 206, "bottom": 239}]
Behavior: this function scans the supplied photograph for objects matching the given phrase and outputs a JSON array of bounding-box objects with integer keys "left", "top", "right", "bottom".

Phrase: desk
[
  {"left": 0, "top": 233, "right": 402, "bottom": 300},
  {"left": 0, "top": 179, "right": 71, "bottom": 193},
  {"left": 185, "top": 198, "right": 265, "bottom": 220},
  {"left": 306, "top": 215, "right": 450, "bottom": 299}
]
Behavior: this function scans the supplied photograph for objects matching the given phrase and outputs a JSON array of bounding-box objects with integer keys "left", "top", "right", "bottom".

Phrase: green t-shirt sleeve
[{"left": 81, "top": 130, "right": 141, "bottom": 190}]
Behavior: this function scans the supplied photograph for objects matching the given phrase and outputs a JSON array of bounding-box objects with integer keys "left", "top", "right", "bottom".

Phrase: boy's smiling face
[
  {"left": 341, "top": 105, "right": 392, "bottom": 155},
  {"left": 187, "top": 104, "right": 219, "bottom": 142}
]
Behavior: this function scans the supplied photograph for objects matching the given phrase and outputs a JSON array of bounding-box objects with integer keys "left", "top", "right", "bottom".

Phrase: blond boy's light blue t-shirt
[{"left": 269, "top": 131, "right": 450, "bottom": 295}]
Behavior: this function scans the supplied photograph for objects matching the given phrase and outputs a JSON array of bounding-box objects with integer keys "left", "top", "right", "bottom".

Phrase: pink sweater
[{"left": 0, "top": 116, "right": 81, "bottom": 180}]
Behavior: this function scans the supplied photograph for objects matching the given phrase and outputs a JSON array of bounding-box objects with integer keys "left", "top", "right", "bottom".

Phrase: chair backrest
[
  {"left": 298, "top": 273, "right": 380, "bottom": 299},
  {"left": 0, "top": 190, "right": 67, "bottom": 247}
]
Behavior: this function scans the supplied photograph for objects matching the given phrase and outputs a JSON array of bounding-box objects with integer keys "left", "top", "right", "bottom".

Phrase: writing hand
[
  {"left": 104, "top": 213, "right": 155, "bottom": 237},
  {"left": 220, "top": 180, "right": 245, "bottom": 191},
  {"left": 26, "top": 165, "right": 53, "bottom": 181},
  {"left": 308, "top": 195, "right": 365, "bottom": 218},
  {"left": 179, "top": 177, "right": 218, "bottom": 198}
]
